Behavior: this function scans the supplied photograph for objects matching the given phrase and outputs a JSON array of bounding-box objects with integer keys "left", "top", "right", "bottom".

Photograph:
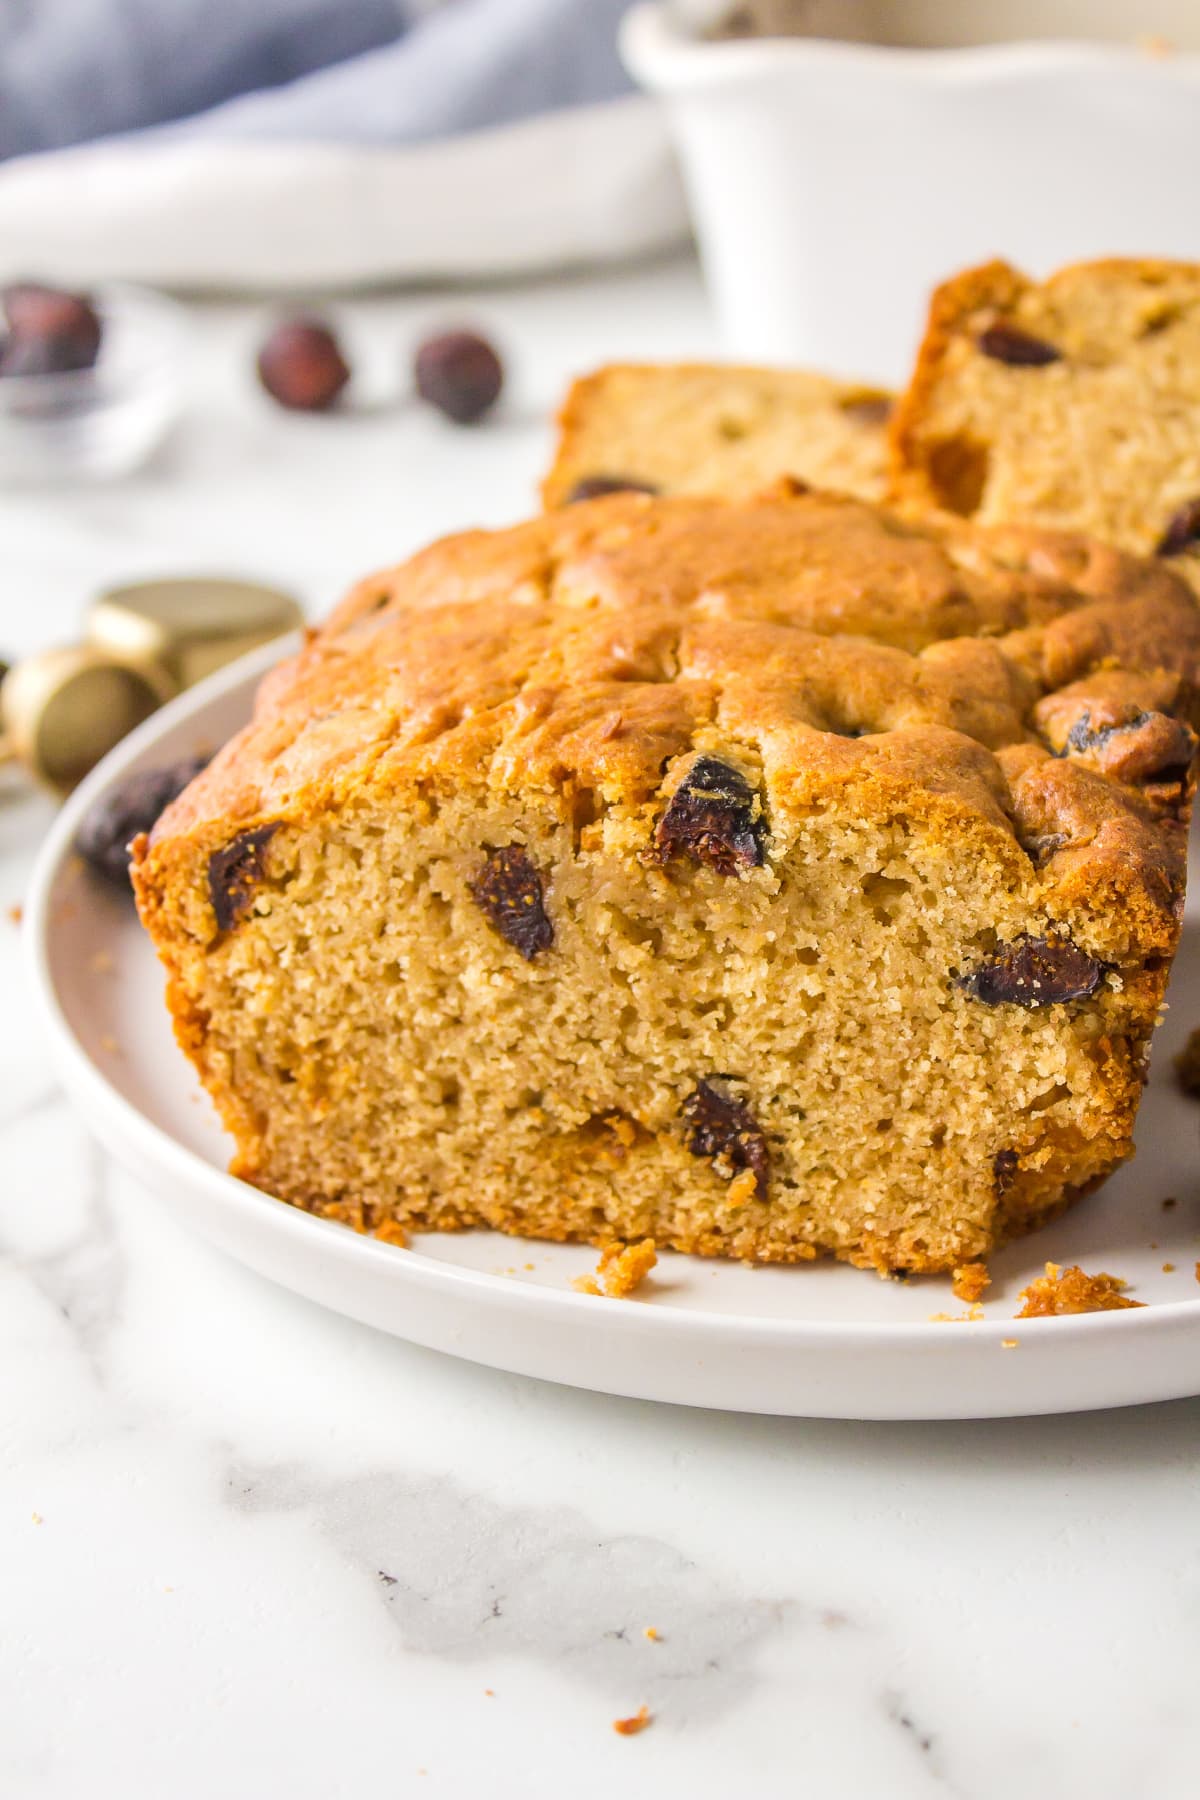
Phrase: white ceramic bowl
[{"left": 622, "top": 3, "right": 1200, "bottom": 383}]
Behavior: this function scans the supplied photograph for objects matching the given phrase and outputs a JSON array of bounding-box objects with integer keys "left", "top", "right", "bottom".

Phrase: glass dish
[{"left": 0, "top": 284, "right": 186, "bottom": 482}]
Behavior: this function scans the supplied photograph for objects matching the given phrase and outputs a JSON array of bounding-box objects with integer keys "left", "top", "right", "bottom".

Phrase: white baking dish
[{"left": 622, "top": 2, "right": 1200, "bottom": 382}]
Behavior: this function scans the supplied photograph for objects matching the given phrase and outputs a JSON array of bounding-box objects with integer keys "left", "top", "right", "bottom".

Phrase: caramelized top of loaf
[
  {"left": 540, "top": 362, "right": 890, "bottom": 506},
  {"left": 890, "top": 256, "right": 1200, "bottom": 556},
  {"left": 147, "top": 485, "right": 1200, "bottom": 957}
]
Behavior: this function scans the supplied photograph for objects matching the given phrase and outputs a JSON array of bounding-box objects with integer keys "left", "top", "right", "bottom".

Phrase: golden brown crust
[
  {"left": 890, "top": 257, "right": 1024, "bottom": 499},
  {"left": 143, "top": 487, "right": 1198, "bottom": 961},
  {"left": 890, "top": 256, "right": 1200, "bottom": 555}
]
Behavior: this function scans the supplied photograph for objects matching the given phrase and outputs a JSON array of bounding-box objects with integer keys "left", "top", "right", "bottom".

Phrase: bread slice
[
  {"left": 541, "top": 362, "right": 890, "bottom": 508},
  {"left": 134, "top": 486, "right": 1199, "bottom": 1276},
  {"left": 890, "top": 257, "right": 1200, "bottom": 558}
]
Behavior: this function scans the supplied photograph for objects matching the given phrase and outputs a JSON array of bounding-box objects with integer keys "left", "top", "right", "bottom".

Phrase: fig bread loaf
[
  {"left": 134, "top": 485, "right": 1200, "bottom": 1275},
  {"left": 890, "top": 257, "right": 1200, "bottom": 560},
  {"left": 541, "top": 362, "right": 890, "bottom": 508}
]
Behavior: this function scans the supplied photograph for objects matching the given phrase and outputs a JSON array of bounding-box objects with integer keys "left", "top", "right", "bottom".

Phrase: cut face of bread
[
  {"left": 541, "top": 362, "right": 890, "bottom": 508},
  {"left": 890, "top": 258, "right": 1200, "bottom": 558},
  {"left": 134, "top": 489, "right": 1199, "bottom": 1275}
]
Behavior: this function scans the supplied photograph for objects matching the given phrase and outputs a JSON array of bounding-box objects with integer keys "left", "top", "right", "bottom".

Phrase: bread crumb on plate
[
  {"left": 951, "top": 1261, "right": 990, "bottom": 1304},
  {"left": 573, "top": 1238, "right": 657, "bottom": 1299},
  {"left": 613, "top": 1705, "right": 652, "bottom": 1737},
  {"left": 1015, "top": 1262, "right": 1143, "bottom": 1318}
]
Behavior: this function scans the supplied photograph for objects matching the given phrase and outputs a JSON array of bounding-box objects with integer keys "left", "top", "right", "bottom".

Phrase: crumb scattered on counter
[
  {"left": 951, "top": 1261, "right": 990, "bottom": 1304},
  {"left": 484, "top": 1688, "right": 495, "bottom": 1697},
  {"left": 573, "top": 1237, "right": 657, "bottom": 1299},
  {"left": 1000, "top": 1338, "right": 1019, "bottom": 1350},
  {"left": 1015, "top": 1262, "right": 1143, "bottom": 1318},
  {"left": 613, "top": 1705, "right": 652, "bottom": 1737},
  {"left": 7, "top": 904, "right": 22, "bottom": 926},
  {"left": 1163, "top": 1262, "right": 1176, "bottom": 1273},
  {"left": 643, "top": 1626, "right": 661, "bottom": 1642},
  {"left": 1174, "top": 1028, "right": 1200, "bottom": 1097}
]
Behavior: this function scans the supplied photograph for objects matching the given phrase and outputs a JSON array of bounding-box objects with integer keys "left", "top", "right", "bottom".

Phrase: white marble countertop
[{"left": 3, "top": 257, "right": 1200, "bottom": 1799}]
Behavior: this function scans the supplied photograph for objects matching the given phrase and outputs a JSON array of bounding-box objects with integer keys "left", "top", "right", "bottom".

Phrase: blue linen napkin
[{"left": 0, "top": 0, "right": 636, "bottom": 160}]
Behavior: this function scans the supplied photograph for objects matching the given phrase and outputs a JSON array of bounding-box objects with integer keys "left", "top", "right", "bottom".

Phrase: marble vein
[{"left": 225, "top": 1461, "right": 800, "bottom": 1724}]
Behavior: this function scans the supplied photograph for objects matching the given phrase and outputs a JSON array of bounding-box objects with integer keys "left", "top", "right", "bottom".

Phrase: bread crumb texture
[
  {"left": 543, "top": 362, "right": 889, "bottom": 507},
  {"left": 573, "top": 1237, "right": 658, "bottom": 1299},
  {"left": 1015, "top": 1261, "right": 1143, "bottom": 1318},
  {"left": 891, "top": 256, "right": 1200, "bottom": 561},
  {"left": 133, "top": 486, "right": 1200, "bottom": 1276}
]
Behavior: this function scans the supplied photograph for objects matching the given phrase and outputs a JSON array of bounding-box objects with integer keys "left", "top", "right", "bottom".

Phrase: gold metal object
[
  {"left": 1, "top": 646, "right": 170, "bottom": 793},
  {"left": 88, "top": 577, "right": 303, "bottom": 691},
  {"left": 0, "top": 576, "right": 303, "bottom": 795}
]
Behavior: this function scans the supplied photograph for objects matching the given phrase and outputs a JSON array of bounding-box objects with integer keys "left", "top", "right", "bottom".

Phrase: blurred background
[
  {"left": 0, "top": 0, "right": 685, "bottom": 288},
  {"left": 0, "top": 0, "right": 696, "bottom": 800}
]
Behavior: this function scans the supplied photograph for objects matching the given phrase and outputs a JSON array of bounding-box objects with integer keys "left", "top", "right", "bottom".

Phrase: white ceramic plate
[{"left": 26, "top": 641, "right": 1200, "bottom": 1419}]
